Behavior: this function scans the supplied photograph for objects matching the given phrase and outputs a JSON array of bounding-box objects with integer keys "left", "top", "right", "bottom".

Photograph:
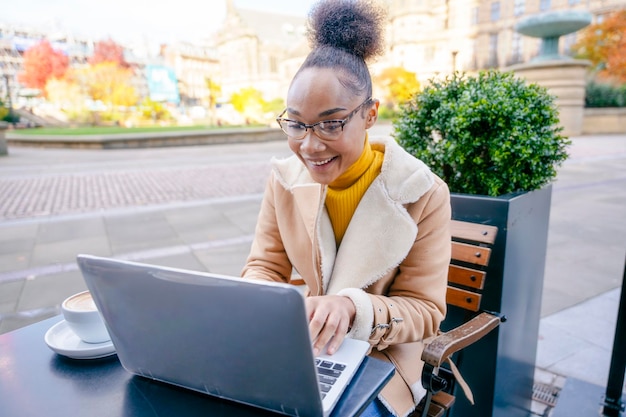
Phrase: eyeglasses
[{"left": 276, "top": 98, "right": 372, "bottom": 141}]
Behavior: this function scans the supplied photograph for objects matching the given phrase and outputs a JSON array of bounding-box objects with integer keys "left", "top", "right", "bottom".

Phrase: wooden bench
[
  {"left": 412, "top": 219, "right": 505, "bottom": 417},
  {"left": 289, "top": 219, "right": 505, "bottom": 417}
]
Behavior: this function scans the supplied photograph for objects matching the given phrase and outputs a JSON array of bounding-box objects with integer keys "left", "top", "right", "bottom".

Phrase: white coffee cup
[{"left": 61, "top": 290, "right": 111, "bottom": 344}]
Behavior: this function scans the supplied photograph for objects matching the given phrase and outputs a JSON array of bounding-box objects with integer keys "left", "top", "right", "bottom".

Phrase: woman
[{"left": 242, "top": 1, "right": 451, "bottom": 416}]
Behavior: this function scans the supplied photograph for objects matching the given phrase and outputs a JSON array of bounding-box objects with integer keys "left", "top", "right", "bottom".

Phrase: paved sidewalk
[{"left": 1, "top": 127, "right": 625, "bottom": 413}]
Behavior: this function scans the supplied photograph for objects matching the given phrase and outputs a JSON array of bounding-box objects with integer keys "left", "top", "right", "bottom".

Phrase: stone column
[
  {"left": 0, "top": 121, "right": 8, "bottom": 156},
  {"left": 509, "top": 59, "right": 590, "bottom": 137}
]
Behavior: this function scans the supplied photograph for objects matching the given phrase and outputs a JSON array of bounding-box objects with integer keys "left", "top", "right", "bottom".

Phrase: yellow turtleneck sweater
[{"left": 326, "top": 136, "right": 384, "bottom": 246}]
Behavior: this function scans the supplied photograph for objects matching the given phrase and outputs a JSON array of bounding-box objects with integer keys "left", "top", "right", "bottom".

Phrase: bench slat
[
  {"left": 446, "top": 287, "right": 482, "bottom": 312},
  {"left": 448, "top": 265, "right": 485, "bottom": 289},
  {"left": 413, "top": 400, "right": 445, "bottom": 417},
  {"left": 432, "top": 391, "right": 455, "bottom": 410},
  {"left": 451, "top": 241, "right": 492, "bottom": 266},
  {"left": 417, "top": 220, "right": 499, "bottom": 416},
  {"left": 451, "top": 220, "right": 498, "bottom": 245}
]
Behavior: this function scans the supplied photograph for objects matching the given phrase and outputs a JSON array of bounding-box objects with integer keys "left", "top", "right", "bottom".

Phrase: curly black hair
[{"left": 294, "top": 0, "right": 386, "bottom": 98}]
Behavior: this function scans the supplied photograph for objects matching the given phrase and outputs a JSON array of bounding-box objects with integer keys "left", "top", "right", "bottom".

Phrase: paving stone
[
  {"left": 0, "top": 251, "right": 31, "bottom": 273},
  {"left": 0, "top": 163, "right": 271, "bottom": 220},
  {"left": 16, "top": 270, "right": 87, "bottom": 312},
  {"left": 35, "top": 217, "right": 107, "bottom": 244},
  {"left": 30, "top": 236, "right": 111, "bottom": 266},
  {"left": 0, "top": 279, "right": 24, "bottom": 314},
  {"left": 193, "top": 242, "right": 252, "bottom": 277}
]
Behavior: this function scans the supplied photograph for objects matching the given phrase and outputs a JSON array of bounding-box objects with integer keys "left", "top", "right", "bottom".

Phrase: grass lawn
[{"left": 9, "top": 124, "right": 258, "bottom": 136}]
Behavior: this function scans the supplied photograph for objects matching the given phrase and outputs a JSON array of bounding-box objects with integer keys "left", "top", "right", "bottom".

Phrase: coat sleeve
[
  {"left": 344, "top": 177, "right": 451, "bottom": 349},
  {"left": 241, "top": 172, "right": 293, "bottom": 283}
]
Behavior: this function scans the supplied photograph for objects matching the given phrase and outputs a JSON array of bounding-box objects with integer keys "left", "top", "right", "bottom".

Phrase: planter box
[{"left": 446, "top": 185, "right": 553, "bottom": 417}]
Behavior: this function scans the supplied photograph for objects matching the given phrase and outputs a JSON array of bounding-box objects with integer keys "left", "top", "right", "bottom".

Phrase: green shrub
[
  {"left": 0, "top": 99, "right": 17, "bottom": 123},
  {"left": 140, "top": 98, "right": 173, "bottom": 122},
  {"left": 585, "top": 80, "right": 626, "bottom": 107},
  {"left": 394, "top": 70, "right": 570, "bottom": 196}
]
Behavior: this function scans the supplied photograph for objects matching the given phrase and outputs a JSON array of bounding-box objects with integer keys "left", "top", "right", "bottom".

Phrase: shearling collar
[
  {"left": 270, "top": 136, "right": 435, "bottom": 293},
  {"left": 271, "top": 136, "right": 433, "bottom": 203}
]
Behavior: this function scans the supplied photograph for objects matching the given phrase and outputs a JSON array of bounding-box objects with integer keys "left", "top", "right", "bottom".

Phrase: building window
[
  {"left": 514, "top": 0, "right": 525, "bottom": 16},
  {"left": 471, "top": 7, "right": 479, "bottom": 25},
  {"left": 491, "top": 2, "right": 500, "bottom": 21},
  {"left": 488, "top": 33, "right": 499, "bottom": 67},
  {"left": 511, "top": 32, "right": 523, "bottom": 64},
  {"left": 540, "top": 0, "right": 550, "bottom": 11}
]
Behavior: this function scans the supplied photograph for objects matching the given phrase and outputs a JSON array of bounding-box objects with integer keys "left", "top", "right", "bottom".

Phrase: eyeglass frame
[{"left": 275, "top": 97, "right": 373, "bottom": 141}]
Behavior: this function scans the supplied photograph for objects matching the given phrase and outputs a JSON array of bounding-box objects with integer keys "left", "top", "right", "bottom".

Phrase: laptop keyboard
[{"left": 315, "top": 358, "right": 347, "bottom": 399}]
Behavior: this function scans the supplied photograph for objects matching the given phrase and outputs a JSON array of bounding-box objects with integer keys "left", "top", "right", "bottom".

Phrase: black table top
[{"left": 0, "top": 316, "right": 394, "bottom": 417}]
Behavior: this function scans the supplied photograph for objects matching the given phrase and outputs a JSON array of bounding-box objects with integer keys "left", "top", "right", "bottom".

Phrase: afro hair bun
[{"left": 307, "top": 0, "right": 386, "bottom": 61}]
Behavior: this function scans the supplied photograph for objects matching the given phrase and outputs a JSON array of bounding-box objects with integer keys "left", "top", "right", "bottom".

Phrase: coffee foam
[{"left": 64, "top": 291, "right": 97, "bottom": 311}]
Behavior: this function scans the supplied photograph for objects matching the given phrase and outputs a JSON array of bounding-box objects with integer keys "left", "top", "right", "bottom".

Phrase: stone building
[
  {"left": 386, "top": 0, "right": 626, "bottom": 83},
  {"left": 161, "top": 42, "right": 219, "bottom": 107},
  {"left": 207, "top": 0, "right": 625, "bottom": 102},
  {"left": 211, "top": 0, "right": 307, "bottom": 102}
]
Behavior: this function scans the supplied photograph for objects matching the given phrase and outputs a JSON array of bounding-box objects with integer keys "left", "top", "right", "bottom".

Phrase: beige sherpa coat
[{"left": 242, "top": 136, "right": 451, "bottom": 417}]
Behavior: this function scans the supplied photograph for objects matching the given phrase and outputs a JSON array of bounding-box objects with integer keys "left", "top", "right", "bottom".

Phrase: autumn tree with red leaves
[
  {"left": 89, "top": 38, "right": 130, "bottom": 68},
  {"left": 18, "top": 40, "right": 69, "bottom": 92},
  {"left": 83, "top": 39, "right": 137, "bottom": 108},
  {"left": 573, "top": 9, "right": 626, "bottom": 83}
]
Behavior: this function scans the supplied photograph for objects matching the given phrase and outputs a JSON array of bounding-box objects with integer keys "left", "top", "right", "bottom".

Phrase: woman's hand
[{"left": 305, "top": 295, "right": 356, "bottom": 356}]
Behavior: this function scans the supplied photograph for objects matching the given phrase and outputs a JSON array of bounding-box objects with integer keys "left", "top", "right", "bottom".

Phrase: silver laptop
[{"left": 76, "top": 254, "right": 369, "bottom": 417}]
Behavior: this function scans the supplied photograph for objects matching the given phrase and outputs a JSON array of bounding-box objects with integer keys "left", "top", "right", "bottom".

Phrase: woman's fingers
[{"left": 305, "top": 295, "right": 355, "bottom": 356}]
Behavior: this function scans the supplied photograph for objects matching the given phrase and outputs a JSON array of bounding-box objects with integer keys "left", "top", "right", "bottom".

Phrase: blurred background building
[{"left": 0, "top": 0, "right": 624, "bottom": 123}]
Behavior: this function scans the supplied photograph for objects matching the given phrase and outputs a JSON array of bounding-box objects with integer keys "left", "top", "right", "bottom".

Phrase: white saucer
[{"left": 44, "top": 320, "right": 116, "bottom": 360}]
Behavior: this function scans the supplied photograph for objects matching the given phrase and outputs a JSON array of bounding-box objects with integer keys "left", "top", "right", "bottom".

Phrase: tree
[
  {"left": 89, "top": 38, "right": 130, "bottom": 68},
  {"left": 0, "top": 99, "right": 9, "bottom": 121},
  {"left": 573, "top": 9, "right": 626, "bottom": 83},
  {"left": 205, "top": 77, "right": 222, "bottom": 124},
  {"left": 139, "top": 98, "right": 172, "bottom": 122},
  {"left": 18, "top": 40, "right": 69, "bottom": 92},
  {"left": 73, "top": 62, "right": 138, "bottom": 107},
  {"left": 262, "top": 98, "right": 285, "bottom": 116},
  {"left": 46, "top": 77, "right": 85, "bottom": 110},
  {"left": 45, "top": 77, "right": 92, "bottom": 123},
  {"left": 374, "top": 66, "right": 420, "bottom": 110},
  {"left": 230, "top": 87, "right": 266, "bottom": 123}
]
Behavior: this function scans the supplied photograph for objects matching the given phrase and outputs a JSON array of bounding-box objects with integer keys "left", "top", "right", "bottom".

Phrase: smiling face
[{"left": 285, "top": 67, "right": 378, "bottom": 184}]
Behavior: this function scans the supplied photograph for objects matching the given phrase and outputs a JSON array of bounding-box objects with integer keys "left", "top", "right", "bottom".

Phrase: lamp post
[
  {"left": 451, "top": 51, "right": 458, "bottom": 73},
  {"left": 3, "top": 74, "right": 11, "bottom": 107},
  {"left": 1, "top": 64, "right": 14, "bottom": 124},
  {"left": 0, "top": 68, "right": 9, "bottom": 155}
]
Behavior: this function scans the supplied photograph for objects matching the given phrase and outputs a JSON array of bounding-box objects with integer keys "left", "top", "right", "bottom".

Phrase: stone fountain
[{"left": 509, "top": 10, "right": 593, "bottom": 136}]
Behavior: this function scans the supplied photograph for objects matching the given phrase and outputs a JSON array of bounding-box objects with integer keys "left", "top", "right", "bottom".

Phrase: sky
[{"left": 1, "top": 0, "right": 316, "bottom": 44}]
